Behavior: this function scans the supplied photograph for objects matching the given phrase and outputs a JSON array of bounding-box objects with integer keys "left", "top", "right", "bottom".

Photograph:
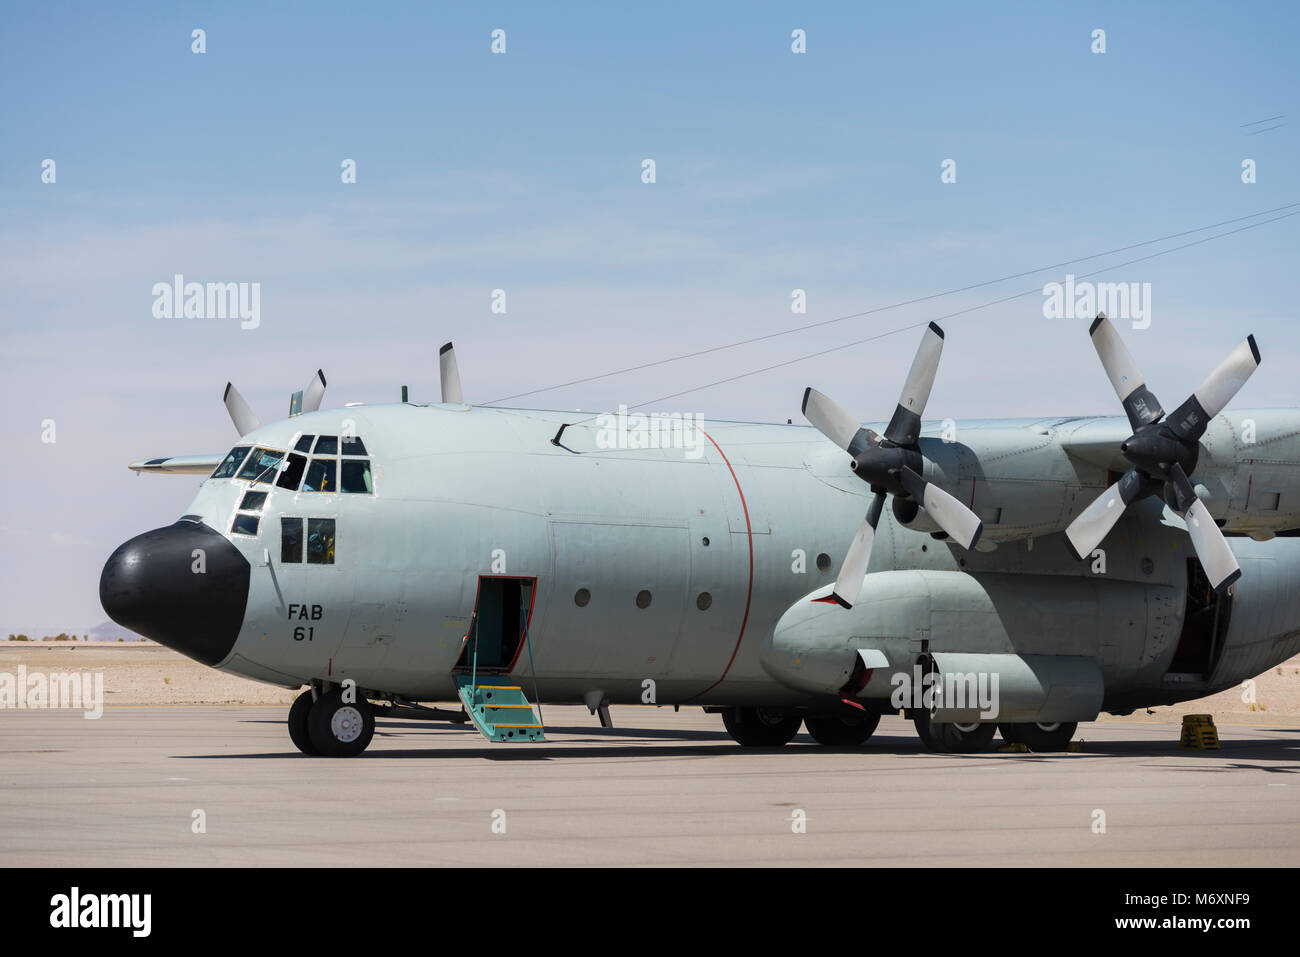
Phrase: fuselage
[{"left": 100, "top": 402, "right": 1300, "bottom": 714}]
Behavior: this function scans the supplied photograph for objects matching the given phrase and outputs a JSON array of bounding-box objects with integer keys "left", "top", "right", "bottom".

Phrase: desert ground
[{"left": 3, "top": 642, "right": 1298, "bottom": 866}]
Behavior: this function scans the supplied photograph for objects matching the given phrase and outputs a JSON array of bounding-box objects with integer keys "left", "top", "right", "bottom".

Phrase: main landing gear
[
  {"left": 998, "top": 721, "right": 1077, "bottom": 753},
  {"left": 721, "top": 707, "right": 805, "bottom": 747},
  {"left": 715, "top": 706, "right": 1078, "bottom": 754},
  {"left": 912, "top": 710, "right": 998, "bottom": 753},
  {"left": 719, "top": 707, "right": 882, "bottom": 748},
  {"left": 287, "top": 687, "right": 376, "bottom": 757}
]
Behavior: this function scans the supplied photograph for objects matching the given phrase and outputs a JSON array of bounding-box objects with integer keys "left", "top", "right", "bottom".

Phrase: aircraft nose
[{"left": 99, "top": 520, "right": 251, "bottom": 666}]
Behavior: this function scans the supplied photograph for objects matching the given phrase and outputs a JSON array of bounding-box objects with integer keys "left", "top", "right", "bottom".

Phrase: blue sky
[{"left": 2, "top": 1, "right": 1297, "bottom": 630}]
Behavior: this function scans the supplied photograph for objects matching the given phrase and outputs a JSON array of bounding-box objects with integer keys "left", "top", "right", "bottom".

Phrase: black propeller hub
[
  {"left": 849, "top": 442, "right": 922, "bottom": 497},
  {"left": 1120, "top": 423, "right": 1199, "bottom": 483}
]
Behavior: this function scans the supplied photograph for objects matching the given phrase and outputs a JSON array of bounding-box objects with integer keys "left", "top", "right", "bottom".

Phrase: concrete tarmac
[{"left": 1, "top": 706, "right": 1297, "bottom": 866}]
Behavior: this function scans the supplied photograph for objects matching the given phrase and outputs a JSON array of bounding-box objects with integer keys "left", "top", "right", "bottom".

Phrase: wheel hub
[{"left": 331, "top": 705, "right": 364, "bottom": 743}]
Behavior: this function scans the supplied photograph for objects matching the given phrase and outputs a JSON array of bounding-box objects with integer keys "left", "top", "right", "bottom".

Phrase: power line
[
  {"left": 561, "top": 205, "right": 1300, "bottom": 426},
  {"left": 484, "top": 200, "right": 1300, "bottom": 407}
]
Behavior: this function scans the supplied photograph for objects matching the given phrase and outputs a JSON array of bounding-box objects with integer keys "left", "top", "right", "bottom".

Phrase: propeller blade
[
  {"left": 1182, "top": 498, "right": 1242, "bottom": 593},
  {"left": 223, "top": 383, "right": 260, "bottom": 437},
  {"left": 832, "top": 491, "right": 886, "bottom": 608},
  {"left": 803, "top": 387, "right": 867, "bottom": 453},
  {"left": 301, "top": 369, "right": 327, "bottom": 413},
  {"left": 1168, "top": 463, "right": 1241, "bottom": 592},
  {"left": 896, "top": 467, "right": 983, "bottom": 550},
  {"left": 1088, "top": 314, "right": 1164, "bottom": 432},
  {"left": 1064, "top": 467, "right": 1144, "bottom": 560},
  {"left": 883, "top": 322, "right": 944, "bottom": 446},
  {"left": 1165, "top": 336, "right": 1260, "bottom": 442},
  {"left": 439, "top": 342, "right": 463, "bottom": 404}
]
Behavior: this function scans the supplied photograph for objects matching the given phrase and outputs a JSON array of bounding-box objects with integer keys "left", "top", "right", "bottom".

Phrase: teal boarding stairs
[{"left": 456, "top": 677, "right": 545, "bottom": 742}]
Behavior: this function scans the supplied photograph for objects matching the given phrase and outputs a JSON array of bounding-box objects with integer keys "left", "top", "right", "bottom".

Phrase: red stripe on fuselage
[{"left": 683, "top": 427, "right": 754, "bottom": 702}]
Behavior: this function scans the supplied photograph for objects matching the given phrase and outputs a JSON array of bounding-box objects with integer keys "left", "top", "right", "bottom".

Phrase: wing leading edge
[{"left": 128, "top": 454, "right": 225, "bottom": 475}]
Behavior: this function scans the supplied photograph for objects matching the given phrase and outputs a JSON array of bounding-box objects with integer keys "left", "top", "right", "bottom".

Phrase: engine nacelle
[{"left": 761, "top": 569, "right": 1143, "bottom": 724}]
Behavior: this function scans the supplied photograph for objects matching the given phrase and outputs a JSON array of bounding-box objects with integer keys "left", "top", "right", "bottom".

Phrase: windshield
[
  {"left": 211, "top": 446, "right": 252, "bottom": 479},
  {"left": 236, "top": 448, "right": 285, "bottom": 484}
]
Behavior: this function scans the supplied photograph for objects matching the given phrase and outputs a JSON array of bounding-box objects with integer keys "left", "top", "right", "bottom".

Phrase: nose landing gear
[
  {"left": 287, "top": 685, "right": 375, "bottom": 757},
  {"left": 287, "top": 690, "right": 320, "bottom": 755}
]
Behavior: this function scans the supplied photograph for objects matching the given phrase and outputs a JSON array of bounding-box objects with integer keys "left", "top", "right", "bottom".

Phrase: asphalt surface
[{"left": 2, "top": 706, "right": 1297, "bottom": 866}]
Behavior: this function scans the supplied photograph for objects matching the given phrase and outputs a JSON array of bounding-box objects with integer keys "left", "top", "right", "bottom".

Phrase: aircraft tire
[
  {"left": 998, "top": 722, "right": 1023, "bottom": 745},
  {"left": 929, "top": 720, "right": 997, "bottom": 753},
  {"left": 804, "top": 712, "right": 881, "bottom": 747},
  {"left": 910, "top": 709, "right": 936, "bottom": 750},
  {"left": 307, "top": 689, "right": 375, "bottom": 757},
  {"left": 913, "top": 710, "right": 996, "bottom": 753},
  {"left": 1011, "top": 721, "right": 1077, "bottom": 753},
  {"left": 288, "top": 689, "right": 320, "bottom": 756},
  {"left": 721, "top": 707, "right": 802, "bottom": 747}
]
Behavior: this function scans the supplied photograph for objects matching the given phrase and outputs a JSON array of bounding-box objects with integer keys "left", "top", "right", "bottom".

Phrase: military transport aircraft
[{"left": 99, "top": 317, "right": 1300, "bottom": 756}]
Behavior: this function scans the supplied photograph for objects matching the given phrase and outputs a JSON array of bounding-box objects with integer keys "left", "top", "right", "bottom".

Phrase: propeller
[
  {"left": 440, "top": 342, "right": 463, "bottom": 404},
  {"left": 223, "top": 370, "right": 328, "bottom": 436},
  {"left": 1065, "top": 314, "right": 1259, "bottom": 592},
  {"left": 301, "top": 369, "right": 327, "bottom": 413},
  {"left": 803, "top": 322, "right": 983, "bottom": 608},
  {"left": 223, "top": 383, "right": 261, "bottom": 437}
]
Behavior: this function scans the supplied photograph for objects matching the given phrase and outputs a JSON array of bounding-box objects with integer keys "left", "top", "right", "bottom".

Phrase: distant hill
[
  {"left": 3, "top": 621, "right": 146, "bottom": 642},
  {"left": 87, "top": 621, "right": 146, "bottom": 642}
]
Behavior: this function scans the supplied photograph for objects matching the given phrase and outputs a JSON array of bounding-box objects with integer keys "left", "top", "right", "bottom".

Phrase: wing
[
  {"left": 1057, "top": 417, "right": 1134, "bottom": 473},
  {"left": 128, "top": 454, "right": 225, "bottom": 475}
]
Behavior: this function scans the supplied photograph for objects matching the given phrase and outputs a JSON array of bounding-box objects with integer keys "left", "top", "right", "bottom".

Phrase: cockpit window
[
  {"left": 277, "top": 453, "right": 307, "bottom": 490},
  {"left": 212, "top": 446, "right": 251, "bottom": 479},
  {"left": 236, "top": 448, "right": 285, "bottom": 484},
  {"left": 314, "top": 435, "right": 338, "bottom": 455},
  {"left": 281, "top": 517, "right": 303, "bottom": 562},
  {"left": 307, "top": 518, "right": 336, "bottom": 564},
  {"left": 302, "top": 458, "right": 336, "bottom": 492},
  {"left": 341, "top": 436, "right": 367, "bottom": 455},
  {"left": 231, "top": 513, "right": 260, "bottom": 536},
  {"left": 239, "top": 490, "right": 268, "bottom": 512},
  {"left": 341, "top": 460, "right": 372, "bottom": 493},
  {"left": 294, "top": 435, "right": 315, "bottom": 453}
]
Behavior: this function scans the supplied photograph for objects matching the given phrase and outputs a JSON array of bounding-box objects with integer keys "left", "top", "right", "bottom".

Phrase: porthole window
[
  {"left": 574, "top": 588, "right": 591, "bottom": 607},
  {"left": 816, "top": 552, "right": 832, "bottom": 573},
  {"left": 635, "top": 590, "right": 653, "bottom": 609},
  {"left": 696, "top": 592, "right": 712, "bottom": 611}
]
